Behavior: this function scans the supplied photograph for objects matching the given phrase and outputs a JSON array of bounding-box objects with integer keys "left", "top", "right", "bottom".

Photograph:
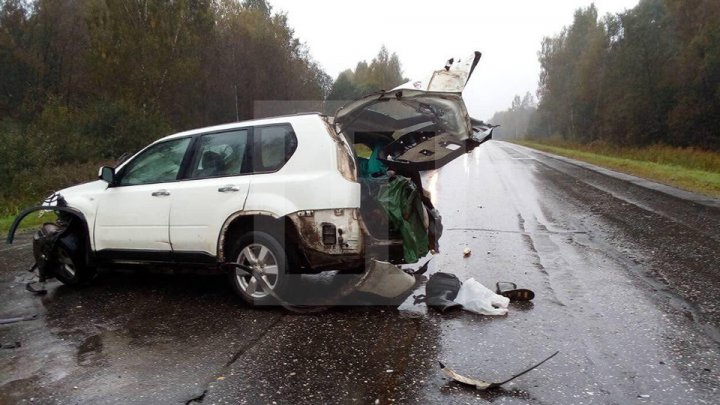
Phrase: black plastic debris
[{"left": 419, "top": 272, "right": 462, "bottom": 312}]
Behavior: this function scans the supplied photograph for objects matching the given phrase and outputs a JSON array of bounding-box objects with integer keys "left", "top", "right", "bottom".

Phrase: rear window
[
  {"left": 253, "top": 124, "right": 297, "bottom": 172},
  {"left": 189, "top": 129, "right": 250, "bottom": 179}
]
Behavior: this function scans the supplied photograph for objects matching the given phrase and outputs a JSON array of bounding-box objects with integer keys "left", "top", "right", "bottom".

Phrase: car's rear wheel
[{"left": 229, "top": 231, "right": 290, "bottom": 306}]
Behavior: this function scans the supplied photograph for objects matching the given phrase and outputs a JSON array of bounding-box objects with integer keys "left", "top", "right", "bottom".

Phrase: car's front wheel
[
  {"left": 229, "top": 231, "right": 290, "bottom": 306},
  {"left": 53, "top": 232, "right": 95, "bottom": 286}
]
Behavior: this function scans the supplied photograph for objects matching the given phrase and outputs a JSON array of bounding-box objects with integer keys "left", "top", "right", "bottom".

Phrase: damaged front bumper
[{"left": 5, "top": 198, "right": 83, "bottom": 246}]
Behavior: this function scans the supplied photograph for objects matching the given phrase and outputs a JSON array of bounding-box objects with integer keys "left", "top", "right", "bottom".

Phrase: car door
[
  {"left": 94, "top": 137, "right": 192, "bottom": 253},
  {"left": 168, "top": 128, "right": 252, "bottom": 256}
]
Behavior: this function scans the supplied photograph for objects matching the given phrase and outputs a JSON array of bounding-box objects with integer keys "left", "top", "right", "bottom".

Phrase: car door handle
[
  {"left": 151, "top": 190, "right": 170, "bottom": 197},
  {"left": 218, "top": 185, "right": 240, "bottom": 193}
]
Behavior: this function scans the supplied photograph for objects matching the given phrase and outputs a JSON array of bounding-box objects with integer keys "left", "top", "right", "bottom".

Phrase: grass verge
[
  {"left": 514, "top": 140, "right": 720, "bottom": 198},
  {"left": 1, "top": 212, "right": 57, "bottom": 240}
]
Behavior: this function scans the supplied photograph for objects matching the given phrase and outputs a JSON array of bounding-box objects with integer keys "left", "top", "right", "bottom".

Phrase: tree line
[
  {"left": 488, "top": 92, "right": 536, "bottom": 140},
  {"left": 498, "top": 0, "right": 719, "bottom": 152},
  {"left": 326, "top": 45, "right": 405, "bottom": 101},
  {"left": 0, "top": 0, "right": 406, "bottom": 213},
  {"left": 1, "top": 0, "right": 331, "bottom": 158}
]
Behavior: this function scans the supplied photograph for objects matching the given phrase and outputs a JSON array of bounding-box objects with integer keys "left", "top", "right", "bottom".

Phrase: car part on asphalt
[
  {"left": 225, "top": 256, "right": 419, "bottom": 313},
  {"left": 0, "top": 314, "right": 38, "bottom": 325},
  {"left": 354, "top": 259, "right": 417, "bottom": 298},
  {"left": 495, "top": 281, "right": 535, "bottom": 301},
  {"left": 418, "top": 272, "right": 463, "bottom": 312},
  {"left": 439, "top": 351, "right": 559, "bottom": 390},
  {"left": 25, "top": 279, "right": 48, "bottom": 295}
]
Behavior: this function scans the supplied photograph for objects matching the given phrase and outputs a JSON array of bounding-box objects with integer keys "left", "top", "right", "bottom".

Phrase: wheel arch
[
  {"left": 217, "top": 211, "right": 304, "bottom": 265},
  {"left": 6, "top": 205, "right": 94, "bottom": 265},
  {"left": 7, "top": 206, "right": 89, "bottom": 243}
]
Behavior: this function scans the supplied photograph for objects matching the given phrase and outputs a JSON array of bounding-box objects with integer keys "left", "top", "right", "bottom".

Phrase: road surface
[{"left": 1, "top": 140, "right": 719, "bottom": 404}]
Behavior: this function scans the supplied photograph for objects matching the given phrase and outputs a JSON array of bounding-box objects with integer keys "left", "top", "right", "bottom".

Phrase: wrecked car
[{"left": 6, "top": 51, "right": 495, "bottom": 306}]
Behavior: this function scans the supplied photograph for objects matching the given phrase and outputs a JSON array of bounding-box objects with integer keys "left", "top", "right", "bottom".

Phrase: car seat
[{"left": 200, "top": 151, "right": 225, "bottom": 177}]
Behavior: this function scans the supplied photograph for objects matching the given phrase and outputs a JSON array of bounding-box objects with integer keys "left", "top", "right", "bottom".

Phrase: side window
[
  {"left": 118, "top": 137, "right": 191, "bottom": 186},
  {"left": 253, "top": 125, "right": 297, "bottom": 172},
  {"left": 189, "top": 129, "right": 249, "bottom": 179}
]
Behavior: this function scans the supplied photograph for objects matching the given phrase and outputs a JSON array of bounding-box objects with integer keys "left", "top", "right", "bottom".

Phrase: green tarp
[{"left": 376, "top": 176, "right": 429, "bottom": 264}]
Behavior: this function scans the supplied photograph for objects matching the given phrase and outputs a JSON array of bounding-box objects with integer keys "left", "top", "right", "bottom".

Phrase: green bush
[
  {"left": 0, "top": 100, "right": 171, "bottom": 216},
  {"left": 81, "top": 101, "right": 171, "bottom": 159}
]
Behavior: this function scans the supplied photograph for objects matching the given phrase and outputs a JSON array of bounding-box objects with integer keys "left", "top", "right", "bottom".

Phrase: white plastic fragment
[{"left": 454, "top": 278, "right": 509, "bottom": 316}]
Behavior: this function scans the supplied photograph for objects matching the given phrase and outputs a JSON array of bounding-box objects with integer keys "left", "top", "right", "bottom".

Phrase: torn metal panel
[{"left": 354, "top": 259, "right": 416, "bottom": 298}]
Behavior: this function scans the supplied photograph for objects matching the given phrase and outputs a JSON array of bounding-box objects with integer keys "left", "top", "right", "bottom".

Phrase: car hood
[
  {"left": 55, "top": 180, "right": 108, "bottom": 200},
  {"left": 334, "top": 51, "right": 491, "bottom": 172}
]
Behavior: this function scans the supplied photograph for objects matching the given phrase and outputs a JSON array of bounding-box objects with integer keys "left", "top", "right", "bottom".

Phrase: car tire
[
  {"left": 53, "top": 232, "right": 95, "bottom": 286},
  {"left": 229, "top": 231, "right": 290, "bottom": 306}
]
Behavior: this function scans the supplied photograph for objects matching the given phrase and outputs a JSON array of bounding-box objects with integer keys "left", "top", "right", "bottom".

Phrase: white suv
[{"left": 7, "top": 51, "right": 494, "bottom": 306}]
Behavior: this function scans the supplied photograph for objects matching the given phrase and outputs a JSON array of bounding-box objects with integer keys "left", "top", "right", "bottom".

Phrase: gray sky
[{"left": 269, "top": 0, "right": 639, "bottom": 119}]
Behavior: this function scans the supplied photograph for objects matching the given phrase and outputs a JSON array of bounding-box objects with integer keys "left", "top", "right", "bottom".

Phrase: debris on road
[
  {"left": 463, "top": 247, "right": 471, "bottom": 257},
  {"left": 455, "top": 278, "right": 509, "bottom": 316},
  {"left": 25, "top": 279, "right": 47, "bottom": 295},
  {"left": 420, "top": 273, "right": 531, "bottom": 315},
  {"left": 355, "top": 259, "right": 416, "bottom": 298},
  {"left": 439, "top": 351, "right": 559, "bottom": 390},
  {"left": 421, "top": 272, "right": 462, "bottom": 312},
  {"left": 0, "top": 313, "right": 38, "bottom": 325},
  {"left": 495, "top": 281, "right": 535, "bottom": 301}
]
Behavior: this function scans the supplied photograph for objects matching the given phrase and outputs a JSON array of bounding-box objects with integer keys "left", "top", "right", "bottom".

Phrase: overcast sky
[{"left": 269, "top": 0, "right": 639, "bottom": 119}]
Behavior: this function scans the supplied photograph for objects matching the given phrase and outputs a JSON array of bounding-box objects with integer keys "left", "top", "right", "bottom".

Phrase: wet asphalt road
[{"left": 1, "top": 140, "right": 719, "bottom": 404}]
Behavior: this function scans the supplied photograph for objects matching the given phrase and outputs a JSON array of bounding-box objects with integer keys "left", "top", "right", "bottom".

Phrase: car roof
[{"left": 155, "top": 112, "right": 326, "bottom": 143}]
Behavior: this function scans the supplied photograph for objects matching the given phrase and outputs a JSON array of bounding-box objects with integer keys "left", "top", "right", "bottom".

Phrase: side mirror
[{"left": 98, "top": 166, "right": 116, "bottom": 185}]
